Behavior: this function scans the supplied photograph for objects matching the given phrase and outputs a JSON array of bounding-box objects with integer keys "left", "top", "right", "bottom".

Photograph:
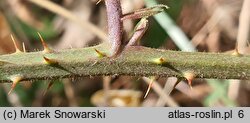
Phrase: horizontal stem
[{"left": 0, "top": 44, "right": 250, "bottom": 82}]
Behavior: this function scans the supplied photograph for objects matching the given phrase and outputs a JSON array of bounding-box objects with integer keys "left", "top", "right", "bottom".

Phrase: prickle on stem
[
  {"left": 94, "top": 48, "right": 107, "bottom": 58},
  {"left": 37, "top": 32, "right": 53, "bottom": 53},
  {"left": 22, "top": 42, "right": 26, "bottom": 53},
  {"left": 43, "top": 81, "right": 54, "bottom": 96},
  {"left": 232, "top": 48, "right": 242, "bottom": 57},
  {"left": 10, "top": 34, "right": 22, "bottom": 53},
  {"left": 232, "top": 42, "right": 242, "bottom": 56},
  {"left": 183, "top": 71, "right": 196, "bottom": 90},
  {"left": 43, "top": 56, "right": 58, "bottom": 65},
  {"left": 8, "top": 75, "right": 23, "bottom": 95},
  {"left": 144, "top": 77, "right": 156, "bottom": 98},
  {"left": 152, "top": 57, "right": 166, "bottom": 65}
]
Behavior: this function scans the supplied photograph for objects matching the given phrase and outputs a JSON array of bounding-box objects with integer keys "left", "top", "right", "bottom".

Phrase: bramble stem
[{"left": 1, "top": 44, "right": 250, "bottom": 82}]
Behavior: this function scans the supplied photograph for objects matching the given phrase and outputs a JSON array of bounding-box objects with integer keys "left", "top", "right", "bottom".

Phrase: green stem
[{"left": 1, "top": 44, "right": 249, "bottom": 82}]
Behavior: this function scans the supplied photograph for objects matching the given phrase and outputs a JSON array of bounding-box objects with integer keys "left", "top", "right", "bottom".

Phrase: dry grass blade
[{"left": 28, "top": 0, "right": 108, "bottom": 42}]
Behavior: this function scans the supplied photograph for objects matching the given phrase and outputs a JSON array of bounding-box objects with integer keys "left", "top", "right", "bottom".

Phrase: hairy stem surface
[{"left": 1, "top": 44, "right": 249, "bottom": 82}]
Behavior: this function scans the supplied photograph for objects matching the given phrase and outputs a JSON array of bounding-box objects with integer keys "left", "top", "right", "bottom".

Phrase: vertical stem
[{"left": 105, "top": 0, "right": 123, "bottom": 56}]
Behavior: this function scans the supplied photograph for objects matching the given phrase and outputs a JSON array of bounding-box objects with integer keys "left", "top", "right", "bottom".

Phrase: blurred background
[{"left": 0, "top": 0, "right": 249, "bottom": 107}]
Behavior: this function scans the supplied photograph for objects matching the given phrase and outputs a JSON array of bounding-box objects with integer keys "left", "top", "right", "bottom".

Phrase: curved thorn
[
  {"left": 183, "top": 71, "right": 196, "bottom": 90},
  {"left": 94, "top": 48, "right": 106, "bottom": 58},
  {"left": 37, "top": 32, "right": 53, "bottom": 53},
  {"left": 232, "top": 42, "right": 242, "bottom": 56},
  {"left": 43, "top": 56, "right": 58, "bottom": 65},
  {"left": 8, "top": 75, "right": 23, "bottom": 95},
  {"left": 152, "top": 57, "right": 166, "bottom": 65},
  {"left": 187, "top": 79, "right": 193, "bottom": 90},
  {"left": 22, "top": 42, "right": 26, "bottom": 53},
  {"left": 144, "top": 77, "right": 155, "bottom": 98},
  {"left": 10, "top": 35, "right": 22, "bottom": 53},
  {"left": 43, "top": 81, "right": 54, "bottom": 96},
  {"left": 232, "top": 48, "right": 242, "bottom": 56}
]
